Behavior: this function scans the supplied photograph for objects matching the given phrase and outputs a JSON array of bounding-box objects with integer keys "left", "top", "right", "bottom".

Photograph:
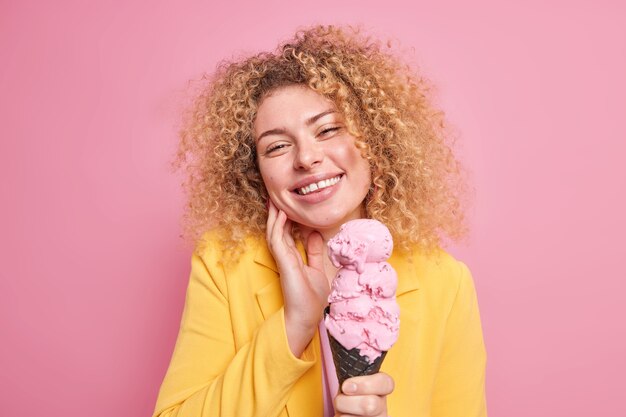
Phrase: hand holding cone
[{"left": 324, "top": 220, "right": 400, "bottom": 385}]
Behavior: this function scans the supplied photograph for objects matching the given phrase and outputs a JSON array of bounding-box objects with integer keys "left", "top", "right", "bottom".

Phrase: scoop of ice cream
[
  {"left": 328, "top": 269, "right": 364, "bottom": 301},
  {"left": 328, "top": 295, "right": 400, "bottom": 326},
  {"left": 325, "top": 219, "right": 400, "bottom": 363},
  {"left": 357, "top": 262, "right": 397, "bottom": 299},
  {"left": 327, "top": 219, "right": 393, "bottom": 274},
  {"left": 325, "top": 307, "right": 399, "bottom": 359},
  {"left": 329, "top": 263, "right": 397, "bottom": 302}
]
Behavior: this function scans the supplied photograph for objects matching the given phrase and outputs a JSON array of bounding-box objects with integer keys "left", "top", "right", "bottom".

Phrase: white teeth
[{"left": 298, "top": 175, "right": 341, "bottom": 195}]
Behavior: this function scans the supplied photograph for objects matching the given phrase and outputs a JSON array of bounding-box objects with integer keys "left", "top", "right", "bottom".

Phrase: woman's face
[{"left": 254, "top": 85, "right": 371, "bottom": 235}]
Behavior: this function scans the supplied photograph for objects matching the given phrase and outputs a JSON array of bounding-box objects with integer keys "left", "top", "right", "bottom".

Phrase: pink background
[{"left": 1, "top": 0, "right": 625, "bottom": 416}]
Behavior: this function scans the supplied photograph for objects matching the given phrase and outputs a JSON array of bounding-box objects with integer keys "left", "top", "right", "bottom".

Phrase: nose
[{"left": 293, "top": 139, "right": 324, "bottom": 170}]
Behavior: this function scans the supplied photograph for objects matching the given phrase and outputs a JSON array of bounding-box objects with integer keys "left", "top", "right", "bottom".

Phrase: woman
[{"left": 153, "top": 26, "right": 487, "bottom": 417}]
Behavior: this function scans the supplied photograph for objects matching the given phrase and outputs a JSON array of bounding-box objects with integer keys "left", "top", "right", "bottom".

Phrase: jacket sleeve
[
  {"left": 430, "top": 262, "right": 488, "bottom": 417},
  {"left": 152, "top": 252, "right": 315, "bottom": 417}
]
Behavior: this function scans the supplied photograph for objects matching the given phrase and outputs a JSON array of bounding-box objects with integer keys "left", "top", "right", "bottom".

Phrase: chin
[{"left": 295, "top": 213, "right": 360, "bottom": 233}]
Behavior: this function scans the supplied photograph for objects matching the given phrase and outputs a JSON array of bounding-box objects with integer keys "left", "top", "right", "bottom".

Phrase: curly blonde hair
[{"left": 175, "top": 25, "right": 468, "bottom": 257}]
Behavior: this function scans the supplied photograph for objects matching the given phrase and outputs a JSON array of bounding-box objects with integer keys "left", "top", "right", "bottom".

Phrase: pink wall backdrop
[{"left": 2, "top": 0, "right": 625, "bottom": 416}]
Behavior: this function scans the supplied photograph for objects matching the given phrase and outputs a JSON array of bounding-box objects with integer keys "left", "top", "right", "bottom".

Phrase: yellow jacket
[{"left": 153, "top": 235, "right": 487, "bottom": 417}]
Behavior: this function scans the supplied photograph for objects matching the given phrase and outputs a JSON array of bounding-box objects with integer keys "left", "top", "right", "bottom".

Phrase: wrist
[{"left": 284, "top": 310, "right": 317, "bottom": 358}]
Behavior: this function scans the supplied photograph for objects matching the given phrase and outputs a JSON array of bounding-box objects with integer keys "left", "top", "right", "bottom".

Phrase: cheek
[
  {"left": 262, "top": 175, "right": 278, "bottom": 195},
  {"left": 352, "top": 157, "right": 373, "bottom": 196},
  {"left": 358, "top": 168, "right": 372, "bottom": 196},
  {"left": 258, "top": 162, "right": 284, "bottom": 197},
  {"left": 343, "top": 148, "right": 371, "bottom": 184}
]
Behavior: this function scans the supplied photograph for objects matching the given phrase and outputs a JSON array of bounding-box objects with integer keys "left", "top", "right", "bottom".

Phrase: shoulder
[
  {"left": 194, "top": 230, "right": 266, "bottom": 266},
  {"left": 393, "top": 245, "right": 470, "bottom": 282},
  {"left": 414, "top": 247, "right": 471, "bottom": 287},
  {"left": 190, "top": 230, "right": 268, "bottom": 294},
  {"left": 391, "top": 246, "right": 474, "bottom": 310}
]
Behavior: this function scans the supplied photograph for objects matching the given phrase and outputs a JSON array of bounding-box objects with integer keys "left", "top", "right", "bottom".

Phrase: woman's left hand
[{"left": 334, "top": 373, "right": 395, "bottom": 417}]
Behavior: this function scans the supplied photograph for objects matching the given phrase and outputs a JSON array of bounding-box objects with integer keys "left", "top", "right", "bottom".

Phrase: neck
[{"left": 299, "top": 225, "right": 339, "bottom": 246}]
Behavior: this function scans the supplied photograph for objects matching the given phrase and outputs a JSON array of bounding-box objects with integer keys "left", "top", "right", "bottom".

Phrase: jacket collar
[{"left": 253, "top": 240, "right": 322, "bottom": 417}]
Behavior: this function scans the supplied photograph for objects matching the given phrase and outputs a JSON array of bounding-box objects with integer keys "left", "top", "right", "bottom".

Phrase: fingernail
[{"left": 343, "top": 382, "right": 357, "bottom": 393}]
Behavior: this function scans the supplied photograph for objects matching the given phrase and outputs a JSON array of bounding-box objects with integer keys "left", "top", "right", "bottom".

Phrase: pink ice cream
[{"left": 324, "top": 219, "right": 400, "bottom": 362}]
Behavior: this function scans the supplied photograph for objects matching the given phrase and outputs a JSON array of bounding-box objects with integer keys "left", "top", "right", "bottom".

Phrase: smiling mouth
[{"left": 294, "top": 175, "right": 342, "bottom": 195}]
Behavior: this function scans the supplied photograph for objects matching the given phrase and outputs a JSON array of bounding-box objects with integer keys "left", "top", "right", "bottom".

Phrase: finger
[
  {"left": 282, "top": 218, "right": 302, "bottom": 260},
  {"left": 342, "top": 373, "right": 394, "bottom": 396},
  {"left": 334, "top": 393, "right": 385, "bottom": 416},
  {"left": 306, "top": 231, "right": 325, "bottom": 271},
  {"left": 271, "top": 209, "right": 287, "bottom": 247},
  {"left": 266, "top": 199, "right": 277, "bottom": 242},
  {"left": 283, "top": 217, "right": 296, "bottom": 247}
]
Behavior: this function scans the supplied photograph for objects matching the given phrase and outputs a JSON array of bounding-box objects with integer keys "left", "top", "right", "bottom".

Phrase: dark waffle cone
[{"left": 324, "top": 307, "right": 387, "bottom": 386}]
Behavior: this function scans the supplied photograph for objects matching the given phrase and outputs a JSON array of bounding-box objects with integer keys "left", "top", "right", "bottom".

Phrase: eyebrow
[
  {"left": 306, "top": 109, "right": 337, "bottom": 125},
  {"left": 256, "top": 109, "right": 337, "bottom": 142}
]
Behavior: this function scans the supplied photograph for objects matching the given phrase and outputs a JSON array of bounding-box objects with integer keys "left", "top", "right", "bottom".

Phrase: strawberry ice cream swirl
[{"left": 324, "top": 219, "right": 400, "bottom": 362}]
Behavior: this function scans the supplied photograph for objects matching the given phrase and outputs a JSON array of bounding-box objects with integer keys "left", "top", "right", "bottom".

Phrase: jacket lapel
[
  {"left": 390, "top": 250, "right": 420, "bottom": 297},
  {"left": 253, "top": 240, "right": 323, "bottom": 417}
]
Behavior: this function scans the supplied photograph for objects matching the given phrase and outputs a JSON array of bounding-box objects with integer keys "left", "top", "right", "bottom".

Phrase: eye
[
  {"left": 264, "top": 142, "right": 290, "bottom": 155},
  {"left": 318, "top": 126, "right": 342, "bottom": 138}
]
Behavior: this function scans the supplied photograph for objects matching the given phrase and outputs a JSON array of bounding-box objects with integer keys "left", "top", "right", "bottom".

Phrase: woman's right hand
[{"left": 266, "top": 199, "right": 330, "bottom": 358}]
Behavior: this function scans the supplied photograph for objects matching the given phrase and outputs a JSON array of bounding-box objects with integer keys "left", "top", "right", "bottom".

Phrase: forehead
[{"left": 253, "top": 85, "right": 337, "bottom": 132}]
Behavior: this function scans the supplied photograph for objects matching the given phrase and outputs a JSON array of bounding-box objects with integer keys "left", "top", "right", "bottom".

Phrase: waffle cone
[{"left": 324, "top": 307, "right": 387, "bottom": 386}]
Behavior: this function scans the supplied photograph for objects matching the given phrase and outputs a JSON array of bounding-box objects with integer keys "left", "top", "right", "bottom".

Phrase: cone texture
[
  {"left": 325, "top": 307, "right": 387, "bottom": 386},
  {"left": 327, "top": 333, "right": 387, "bottom": 386}
]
